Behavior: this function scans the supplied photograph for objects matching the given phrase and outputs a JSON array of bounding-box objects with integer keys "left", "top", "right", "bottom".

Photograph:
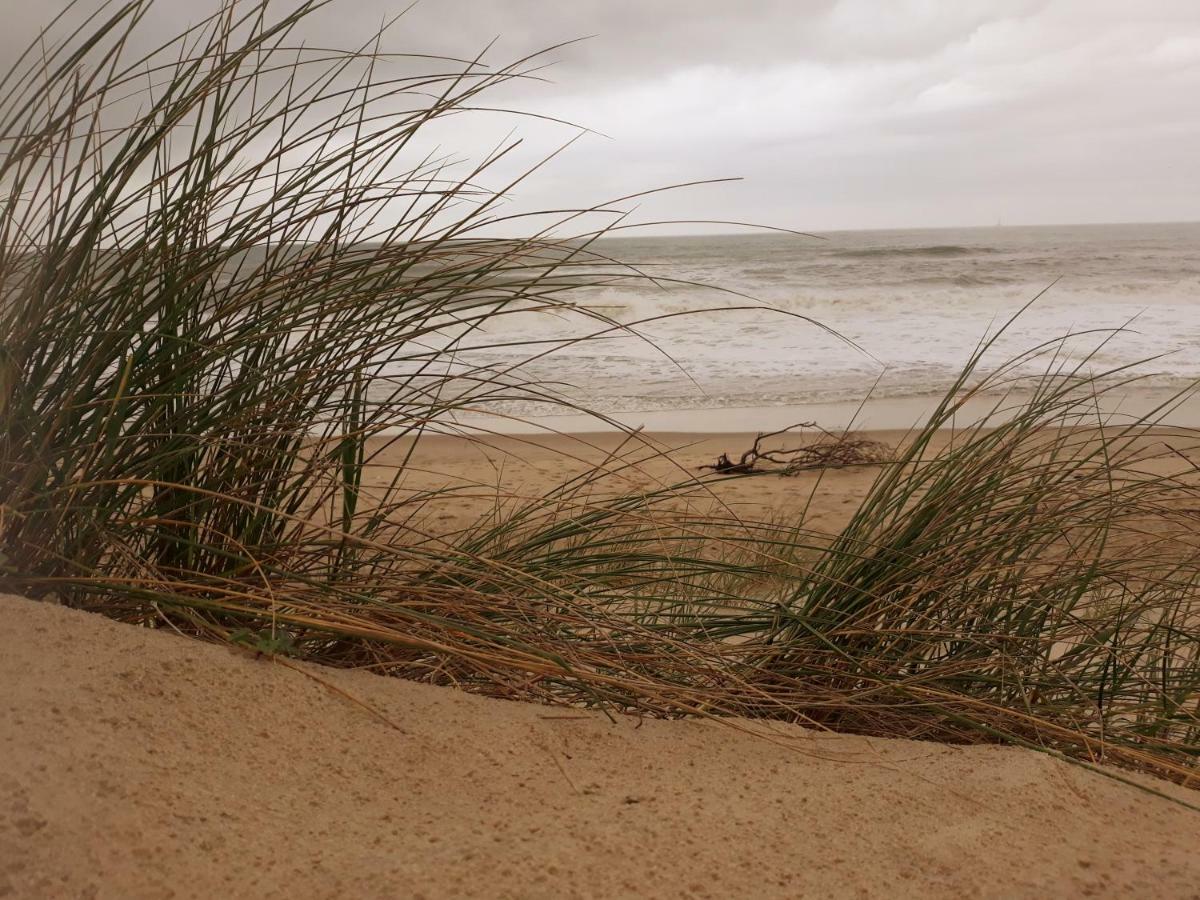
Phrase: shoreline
[{"left": 435, "top": 386, "right": 1200, "bottom": 436}]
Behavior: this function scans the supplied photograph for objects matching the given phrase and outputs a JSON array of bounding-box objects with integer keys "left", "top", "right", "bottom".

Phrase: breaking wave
[{"left": 832, "top": 245, "right": 998, "bottom": 259}]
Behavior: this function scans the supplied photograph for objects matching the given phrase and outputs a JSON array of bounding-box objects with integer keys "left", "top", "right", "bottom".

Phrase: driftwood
[{"left": 700, "top": 423, "right": 891, "bottom": 476}]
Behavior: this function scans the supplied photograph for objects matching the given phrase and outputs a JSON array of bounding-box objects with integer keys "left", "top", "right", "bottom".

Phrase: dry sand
[
  {"left": 3, "top": 592, "right": 1199, "bottom": 899},
  {"left": 6, "top": 427, "right": 1200, "bottom": 897},
  {"left": 371, "top": 428, "right": 915, "bottom": 535},
  {"left": 366, "top": 426, "right": 1200, "bottom": 539}
]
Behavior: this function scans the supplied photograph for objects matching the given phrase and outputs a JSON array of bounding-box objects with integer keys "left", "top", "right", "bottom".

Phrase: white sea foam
[{"left": 388, "top": 222, "right": 1200, "bottom": 422}]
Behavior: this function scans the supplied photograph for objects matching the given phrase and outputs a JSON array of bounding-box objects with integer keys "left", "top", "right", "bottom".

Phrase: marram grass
[{"left": 1, "top": 0, "right": 1198, "bottom": 791}]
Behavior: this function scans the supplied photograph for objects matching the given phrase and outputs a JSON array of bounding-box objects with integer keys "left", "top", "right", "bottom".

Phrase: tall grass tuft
[
  {"left": 749, "top": 346, "right": 1200, "bottom": 782},
  {"left": 0, "top": 0, "right": 662, "bottom": 603},
  {"left": 2, "top": 0, "right": 1198, "bottom": 790}
]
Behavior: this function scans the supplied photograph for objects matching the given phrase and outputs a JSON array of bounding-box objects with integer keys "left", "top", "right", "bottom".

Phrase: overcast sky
[{"left": 6, "top": 1, "right": 1200, "bottom": 232}]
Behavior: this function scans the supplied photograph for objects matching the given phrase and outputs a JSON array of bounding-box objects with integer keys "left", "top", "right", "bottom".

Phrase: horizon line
[{"left": 594, "top": 218, "right": 1200, "bottom": 240}]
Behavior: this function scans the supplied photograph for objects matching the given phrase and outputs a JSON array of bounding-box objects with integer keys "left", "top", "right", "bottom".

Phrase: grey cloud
[{"left": 2, "top": 0, "right": 1198, "bottom": 231}]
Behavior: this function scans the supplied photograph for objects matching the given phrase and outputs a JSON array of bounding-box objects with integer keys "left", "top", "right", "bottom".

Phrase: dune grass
[{"left": 2, "top": 0, "right": 1198, "bottom": 790}]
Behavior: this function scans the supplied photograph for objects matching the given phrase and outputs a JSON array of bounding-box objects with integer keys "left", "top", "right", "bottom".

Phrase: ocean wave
[
  {"left": 907, "top": 273, "right": 1023, "bottom": 288},
  {"left": 832, "top": 245, "right": 998, "bottom": 259},
  {"left": 409, "top": 227, "right": 1200, "bottom": 419},
  {"left": 737, "top": 266, "right": 790, "bottom": 279}
]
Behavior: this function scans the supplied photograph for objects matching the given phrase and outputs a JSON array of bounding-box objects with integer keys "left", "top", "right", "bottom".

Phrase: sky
[{"left": 5, "top": 0, "right": 1200, "bottom": 233}]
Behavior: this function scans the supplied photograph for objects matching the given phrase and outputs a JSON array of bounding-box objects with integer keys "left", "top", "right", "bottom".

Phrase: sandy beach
[
  {"left": 3, "top": 592, "right": 1199, "bottom": 899},
  {"left": 6, "top": 427, "right": 1199, "bottom": 897},
  {"left": 5, "top": 3, "right": 1200, "bottom": 896},
  {"left": 376, "top": 428, "right": 901, "bottom": 535},
  {"left": 370, "top": 424, "right": 1200, "bottom": 538}
]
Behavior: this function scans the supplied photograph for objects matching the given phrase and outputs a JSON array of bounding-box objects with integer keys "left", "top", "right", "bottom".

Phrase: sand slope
[{"left": 2, "top": 594, "right": 1198, "bottom": 899}]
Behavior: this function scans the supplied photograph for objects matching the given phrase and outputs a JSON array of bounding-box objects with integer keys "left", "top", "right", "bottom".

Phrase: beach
[
  {"left": 4, "top": 4, "right": 1200, "bottom": 895},
  {"left": 377, "top": 428, "right": 897, "bottom": 535},
  {"left": 6, "top": 425, "right": 1199, "bottom": 896},
  {"left": 3, "top": 592, "right": 1198, "bottom": 899},
  {"left": 371, "top": 423, "right": 1200, "bottom": 536}
]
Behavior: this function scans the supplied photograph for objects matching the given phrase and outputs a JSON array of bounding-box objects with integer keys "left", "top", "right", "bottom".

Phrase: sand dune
[{"left": 2, "top": 593, "right": 1198, "bottom": 898}]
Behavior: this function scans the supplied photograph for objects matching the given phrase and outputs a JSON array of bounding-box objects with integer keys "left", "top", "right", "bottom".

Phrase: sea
[{"left": 443, "top": 222, "right": 1200, "bottom": 432}]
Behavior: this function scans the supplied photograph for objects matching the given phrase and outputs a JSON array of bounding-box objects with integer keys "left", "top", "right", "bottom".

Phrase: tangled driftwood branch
[{"left": 700, "top": 423, "right": 892, "bottom": 476}]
